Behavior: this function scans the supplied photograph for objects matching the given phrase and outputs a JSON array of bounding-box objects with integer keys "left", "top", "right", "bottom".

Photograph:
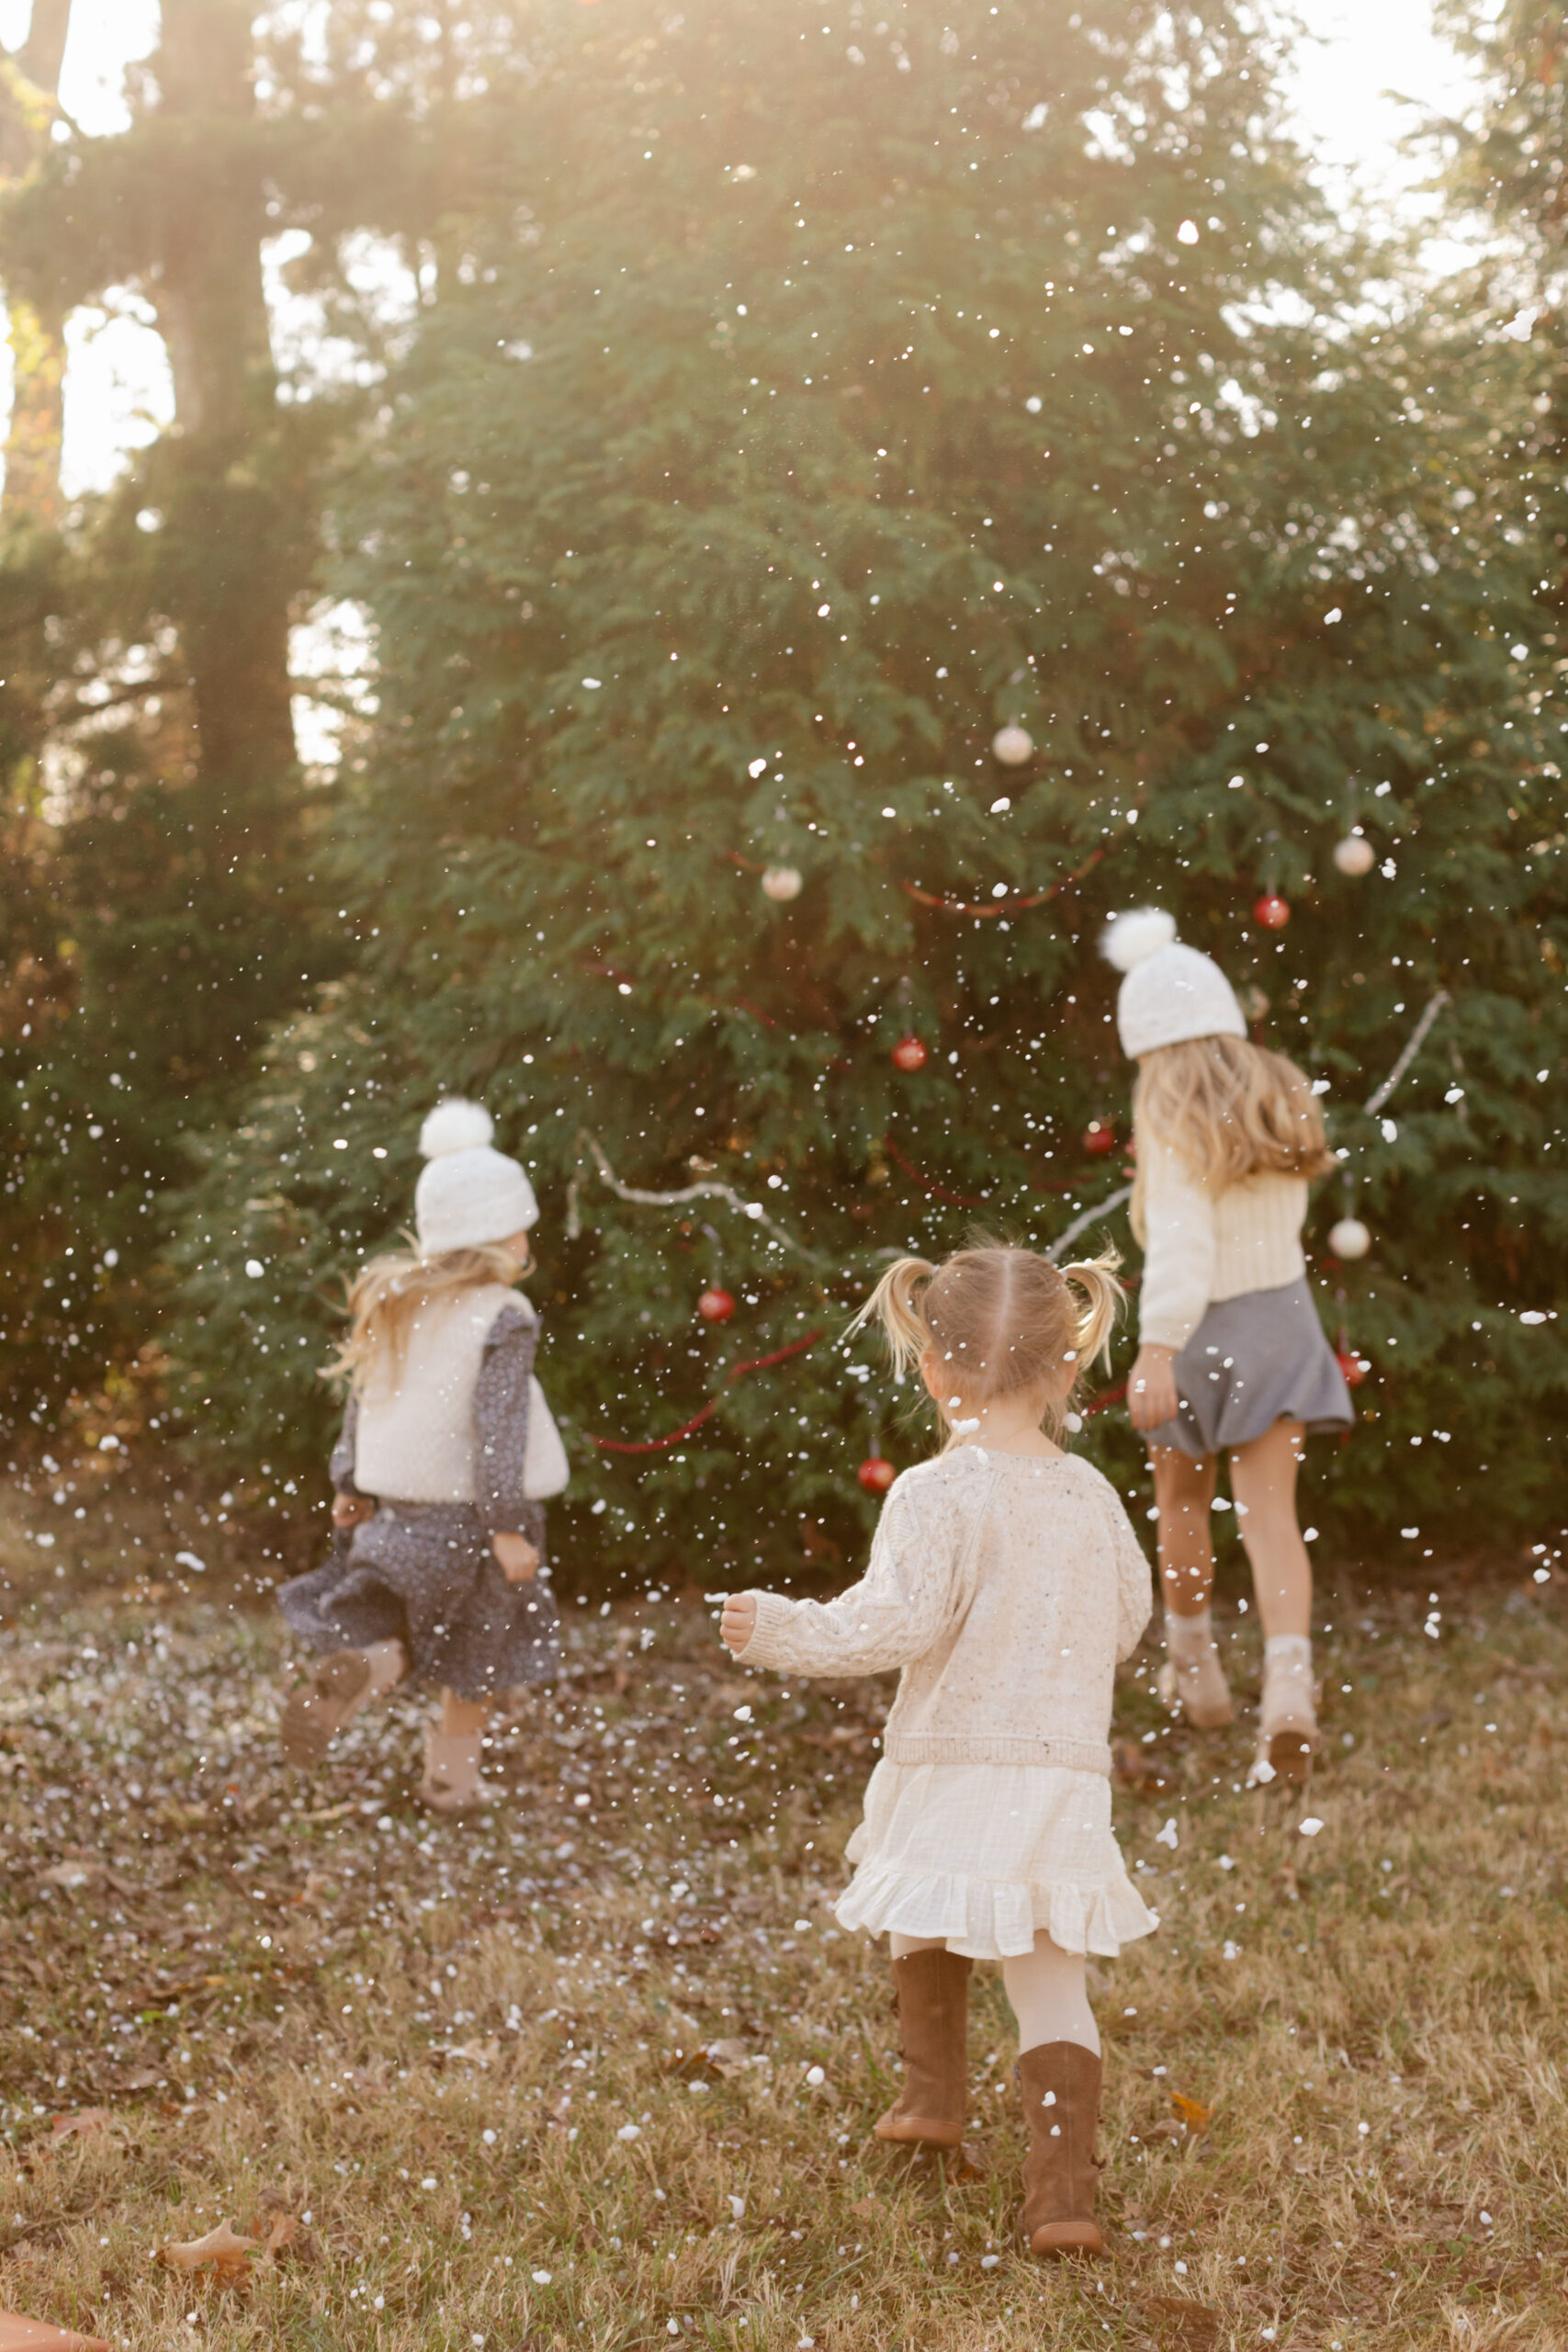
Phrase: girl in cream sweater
[
  {"left": 1103, "top": 909, "right": 1353, "bottom": 1782},
  {"left": 721, "top": 1244, "right": 1155, "bottom": 2259}
]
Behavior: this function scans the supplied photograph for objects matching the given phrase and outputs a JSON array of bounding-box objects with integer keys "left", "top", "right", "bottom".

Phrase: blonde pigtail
[
  {"left": 845, "top": 1255, "right": 937, "bottom": 1380},
  {"left": 1060, "top": 1248, "right": 1125, "bottom": 1377}
]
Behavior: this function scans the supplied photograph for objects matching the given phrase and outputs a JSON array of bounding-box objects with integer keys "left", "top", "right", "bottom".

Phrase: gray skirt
[
  {"left": 278, "top": 1500, "right": 559, "bottom": 1702},
  {"left": 1144, "top": 1276, "right": 1355, "bottom": 1458}
]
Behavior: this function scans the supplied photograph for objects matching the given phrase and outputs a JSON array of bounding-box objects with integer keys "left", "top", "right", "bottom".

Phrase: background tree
[
  {"left": 168, "top": 0, "right": 1567, "bottom": 1592},
  {"left": 0, "top": 0, "right": 71, "bottom": 522},
  {"left": 0, "top": 0, "right": 532, "bottom": 1438}
]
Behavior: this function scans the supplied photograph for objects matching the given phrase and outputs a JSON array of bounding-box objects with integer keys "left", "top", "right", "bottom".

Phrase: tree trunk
[
  {"left": 2, "top": 0, "right": 75, "bottom": 524},
  {"left": 149, "top": 0, "right": 298, "bottom": 784}
]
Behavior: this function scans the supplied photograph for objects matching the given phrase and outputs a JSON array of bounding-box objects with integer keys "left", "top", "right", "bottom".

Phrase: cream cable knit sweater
[
  {"left": 738, "top": 1448, "right": 1152, "bottom": 1774},
  {"left": 1138, "top": 1142, "right": 1308, "bottom": 1351}
]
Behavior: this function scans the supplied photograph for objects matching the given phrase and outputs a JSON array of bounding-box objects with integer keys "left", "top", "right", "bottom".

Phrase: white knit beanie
[
  {"left": 1100, "top": 908, "right": 1247, "bottom": 1059},
  {"left": 413, "top": 1100, "right": 537, "bottom": 1255}
]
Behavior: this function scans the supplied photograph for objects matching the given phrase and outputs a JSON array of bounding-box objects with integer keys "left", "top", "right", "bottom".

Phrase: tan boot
[
  {"left": 1254, "top": 1634, "right": 1317, "bottom": 1785},
  {"left": 1158, "top": 1609, "right": 1234, "bottom": 1729},
  {"left": 420, "top": 1728, "right": 487, "bottom": 1814},
  {"left": 1018, "top": 2041, "right": 1103, "bottom": 2256},
  {"left": 873, "top": 1948, "right": 971, "bottom": 2150},
  {"left": 281, "top": 1640, "right": 405, "bottom": 1765}
]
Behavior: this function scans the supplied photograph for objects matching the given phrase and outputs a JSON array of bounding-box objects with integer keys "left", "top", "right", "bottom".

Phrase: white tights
[{"left": 889, "top": 1930, "right": 1100, "bottom": 2057}]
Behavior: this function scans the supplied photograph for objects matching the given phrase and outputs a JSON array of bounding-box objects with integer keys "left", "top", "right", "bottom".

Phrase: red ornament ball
[
  {"left": 1253, "top": 892, "right": 1291, "bottom": 930},
  {"left": 1082, "top": 1119, "right": 1117, "bottom": 1157},
  {"left": 858, "top": 1454, "right": 896, "bottom": 1495},
  {"left": 696, "top": 1287, "right": 736, "bottom": 1324},
  {"left": 891, "top": 1035, "right": 929, "bottom": 1073},
  {"left": 1335, "top": 1348, "right": 1371, "bottom": 1388}
]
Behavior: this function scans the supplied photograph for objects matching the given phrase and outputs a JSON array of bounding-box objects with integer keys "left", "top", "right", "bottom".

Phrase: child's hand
[
  {"left": 720, "top": 1594, "right": 758, "bottom": 1656},
  {"left": 1128, "top": 1345, "right": 1179, "bottom": 1433},
  {"left": 332, "top": 1493, "right": 375, "bottom": 1529},
  {"left": 493, "top": 1532, "right": 540, "bottom": 1583}
]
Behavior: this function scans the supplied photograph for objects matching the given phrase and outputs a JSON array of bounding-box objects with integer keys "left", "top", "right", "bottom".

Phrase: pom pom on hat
[
  {"left": 1100, "top": 906, "right": 1177, "bottom": 973},
  {"left": 420, "top": 1098, "right": 495, "bottom": 1159}
]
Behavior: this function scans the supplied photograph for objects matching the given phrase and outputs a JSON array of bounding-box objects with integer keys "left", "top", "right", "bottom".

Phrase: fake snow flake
[
  {"left": 805, "top": 2066, "right": 827, "bottom": 2087},
  {"left": 1155, "top": 1818, "right": 1179, "bottom": 1850},
  {"left": 1299, "top": 1817, "right": 1325, "bottom": 1838},
  {"left": 617, "top": 2123, "right": 641, "bottom": 2141}
]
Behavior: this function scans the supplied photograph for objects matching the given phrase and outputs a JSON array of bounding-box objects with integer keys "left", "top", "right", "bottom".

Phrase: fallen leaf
[
  {"left": 258, "top": 2213, "right": 315, "bottom": 2262},
  {"left": 45, "top": 2111, "right": 118, "bottom": 2147},
  {"left": 1135, "top": 2296, "right": 1220, "bottom": 2350},
  {"left": 547, "top": 2091, "right": 573, "bottom": 2124},
  {"left": 443, "top": 2037, "right": 502, "bottom": 2068},
  {"left": 38, "top": 1861, "right": 104, "bottom": 1891},
  {"left": 154, "top": 2220, "right": 261, "bottom": 2279},
  {"left": 0, "top": 2313, "right": 112, "bottom": 2352},
  {"left": 1169, "top": 2091, "right": 1212, "bottom": 2135},
  {"left": 1112, "top": 1739, "right": 1174, "bottom": 1795},
  {"left": 704, "top": 2037, "right": 751, "bottom": 2078}
]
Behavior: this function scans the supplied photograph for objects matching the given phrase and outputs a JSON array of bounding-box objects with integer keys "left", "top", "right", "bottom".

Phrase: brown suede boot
[
  {"left": 1017, "top": 2041, "right": 1104, "bottom": 2256},
  {"left": 873, "top": 1948, "right": 971, "bottom": 2150},
  {"left": 280, "top": 1641, "right": 405, "bottom": 1766}
]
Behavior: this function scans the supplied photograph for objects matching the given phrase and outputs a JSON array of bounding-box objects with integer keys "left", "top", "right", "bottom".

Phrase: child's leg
[
  {"left": 1150, "top": 1445, "right": 1232, "bottom": 1726},
  {"left": 1006, "top": 1935, "right": 1103, "bottom": 2256},
  {"left": 874, "top": 1935, "right": 971, "bottom": 2149},
  {"left": 280, "top": 1638, "right": 407, "bottom": 1766},
  {"left": 1151, "top": 1443, "right": 1218, "bottom": 1614},
  {"left": 1229, "top": 1419, "right": 1312, "bottom": 1637},
  {"left": 1001, "top": 1933, "right": 1100, "bottom": 2056},
  {"left": 420, "top": 1690, "right": 493, "bottom": 1813},
  {"left": 1230, "top": 1418, "right": 1315, "bottom": 1779},
  {"left": 439, "top": 1691, "right": 491, "bottom": 1738}
]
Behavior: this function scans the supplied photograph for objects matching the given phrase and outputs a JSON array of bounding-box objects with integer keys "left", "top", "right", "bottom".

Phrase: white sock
[
  {"left": 1165, "top": 1607, "right": 1215, "bottom": 1657},
  {"left": 1001, "top": 1934, "right": 1100, "bottom": 2057},
  {"left": 1264, "top": 1634, "right": 1314, "bottom": 1677}
]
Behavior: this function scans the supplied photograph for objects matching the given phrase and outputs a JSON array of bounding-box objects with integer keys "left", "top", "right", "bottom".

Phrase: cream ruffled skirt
[{"left": 835, "top": 1759, "right": 1159, "bottom": 1962}]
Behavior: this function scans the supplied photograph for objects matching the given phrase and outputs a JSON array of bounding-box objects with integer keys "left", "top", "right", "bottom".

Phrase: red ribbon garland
[
  {"left": 592, "top": 1329, "right": 828, "bottom": 1454},
  {"left": 593, "top": 1346, "right": 1125, "bottom": 1457}
]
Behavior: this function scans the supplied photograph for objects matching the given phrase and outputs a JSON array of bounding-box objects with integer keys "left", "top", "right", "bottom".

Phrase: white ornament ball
[
  {"left": 761, "top": 865, "right": 803, "bottom": 902},
  {"left": 1333, "top": 833, "right": 1376, "bottom": 876},
  {"left": 991, "top": 724, "right": 1034, "bottom": 766},
  {"left": 1329, "top": 1216, "right": 1371, "bottom": 1261}
]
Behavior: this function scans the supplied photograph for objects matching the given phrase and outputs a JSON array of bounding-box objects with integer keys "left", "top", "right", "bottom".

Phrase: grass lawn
[{"left": 0, "top": 1532, "right": 1563, "bottom": 2351}]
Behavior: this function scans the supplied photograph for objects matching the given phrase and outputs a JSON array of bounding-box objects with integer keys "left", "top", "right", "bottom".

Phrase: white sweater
[
  {"left": 1138, "top": 1144, "right": 1307, "bottom": 1351},
  {"left": 738, "top": 1448, "right": 1152, "bottom": 1774}
]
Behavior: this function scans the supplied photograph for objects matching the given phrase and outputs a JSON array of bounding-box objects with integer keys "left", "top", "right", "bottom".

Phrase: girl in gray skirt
[
  {"left": 1101, "top": 910, "right": 1352, "bottom": 1782},
  {"left": 278, "top": 1100, "right": 567, "bottom": 1811}
]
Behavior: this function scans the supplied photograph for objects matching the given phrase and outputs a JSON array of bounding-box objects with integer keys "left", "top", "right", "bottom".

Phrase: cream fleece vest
[{"left": 353, "top": 1284, "right": 567, "bottom": 1505}]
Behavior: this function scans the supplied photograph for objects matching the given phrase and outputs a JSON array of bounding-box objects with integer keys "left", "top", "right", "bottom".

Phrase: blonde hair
[
  {"left": 322, "top": 1237, "right": 532, "bottom": 1394},
  {"left": 1132, "top": 1035, "right": 1336, "bottom": 1239},
  {"left": 848, "top": 1239, "right": 1124, "bottom": 1441}
]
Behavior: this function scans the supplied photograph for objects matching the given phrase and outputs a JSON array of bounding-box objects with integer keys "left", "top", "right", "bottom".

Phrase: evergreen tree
[
  {"left": 0, "top": 0, "right": 531, "bottom": 1437},
  {"left": 172, "top": 0, "right": 1565, "bottom": 1585}
]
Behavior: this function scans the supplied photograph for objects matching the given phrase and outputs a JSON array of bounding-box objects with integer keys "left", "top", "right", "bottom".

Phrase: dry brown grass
[{"left": 1, "top": 1543, "right": 1564, "bottom": 2352}]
